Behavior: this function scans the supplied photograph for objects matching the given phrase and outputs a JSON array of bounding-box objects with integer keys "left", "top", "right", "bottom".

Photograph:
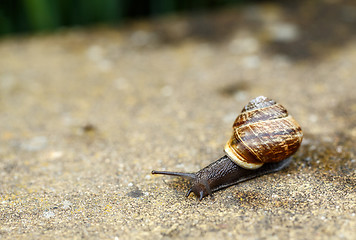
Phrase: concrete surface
[{"left": 0, "top": 1, "right": 355, "bottom": 239}]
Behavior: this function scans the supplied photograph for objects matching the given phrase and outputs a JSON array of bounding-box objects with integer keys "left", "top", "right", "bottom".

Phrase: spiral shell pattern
[{"left": 224, "top": 96, "right": 303, "bottom": 169}]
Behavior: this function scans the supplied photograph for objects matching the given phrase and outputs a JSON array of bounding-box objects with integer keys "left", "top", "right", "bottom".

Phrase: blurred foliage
[{"left": 0, "top": 0, "right": 245, "bottom": 36}]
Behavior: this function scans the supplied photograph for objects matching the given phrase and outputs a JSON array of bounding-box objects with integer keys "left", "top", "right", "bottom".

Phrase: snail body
[{"left": 152, "top": 96, "right": 303, "bottom": 200}]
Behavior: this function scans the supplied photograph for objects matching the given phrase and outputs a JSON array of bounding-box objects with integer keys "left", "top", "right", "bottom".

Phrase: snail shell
[
  {"left": 224, "top": 96, "right": 303, "bottom": 169},
  {"left": 152, "top": 96, "right": 303, "bottom": 200}
]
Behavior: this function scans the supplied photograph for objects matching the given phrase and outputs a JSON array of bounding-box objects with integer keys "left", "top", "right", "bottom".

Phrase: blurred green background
[{"left": 0, "top": 0, "right": 246, "bottom": 36}]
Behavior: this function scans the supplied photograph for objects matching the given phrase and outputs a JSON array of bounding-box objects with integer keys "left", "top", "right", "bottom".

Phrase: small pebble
[
  {"left": 336, "top": 146, "right": 342, "bottom": 153},
  {"left": 267, "top": 22, "right": 300, "bottom": 42},
  {"left": 49, "top": 151, "right": 63, "bottom": 159},
  {"left": 43, "top": 211, "right": 55, "bottom": 219},
  {"left": 62, "top": 200, "right": 72, "bottom": 210},
  {"left": 242, "top": 55, "right": 260, "bottom": 69},
  {"left": 21, "top": 136, "right": 48, "bottom": 151}
]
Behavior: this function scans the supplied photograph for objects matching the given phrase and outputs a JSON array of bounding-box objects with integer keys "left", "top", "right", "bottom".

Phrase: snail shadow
[
  {"left": 293, "top": 132, "right": 355, "bottom": 188},
  {"left": 295, "top": 133, "right": 355, "bottom": 174},
  {"left": 155, "top": 132, "right": 355, "bottom": 203},
  {"left": 230, "top": 133, "right": 355, "bottom": 210}
]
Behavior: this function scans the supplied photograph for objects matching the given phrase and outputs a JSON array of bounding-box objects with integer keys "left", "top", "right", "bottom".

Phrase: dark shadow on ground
[{"left": 147, "top": 0, "right": 356, "bottom": 62}]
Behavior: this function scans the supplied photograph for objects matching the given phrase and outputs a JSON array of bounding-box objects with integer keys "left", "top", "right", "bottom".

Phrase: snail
[{"left": 152, "top": 96, "right": 303, "bottom": 200}]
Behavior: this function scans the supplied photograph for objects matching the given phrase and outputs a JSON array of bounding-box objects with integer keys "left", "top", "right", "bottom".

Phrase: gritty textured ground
[{"left": 0, "top": 1, "right": 355, "bottom": 239}]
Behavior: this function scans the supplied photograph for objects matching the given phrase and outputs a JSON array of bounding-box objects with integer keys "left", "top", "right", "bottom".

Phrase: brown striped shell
[{"left": 224, "top": 96, "right": 303, "bottom": 169}]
